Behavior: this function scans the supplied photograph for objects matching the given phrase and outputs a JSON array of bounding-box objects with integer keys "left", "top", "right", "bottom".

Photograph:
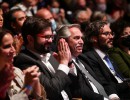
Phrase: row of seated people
[{"left": 0, "top": 8, "right": 130, "bottom": 100}]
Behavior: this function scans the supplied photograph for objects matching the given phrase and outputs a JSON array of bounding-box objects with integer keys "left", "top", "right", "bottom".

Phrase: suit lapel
[
  {"left": 73, "top": 60, "right": 94, "bottom": 90},
  {"left": 49, "top": 52, "right": 59, "bottom": 71}
]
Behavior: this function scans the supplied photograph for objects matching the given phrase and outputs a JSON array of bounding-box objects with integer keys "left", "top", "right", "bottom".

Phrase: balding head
[{"left": 36, "top": 8, "right": 53, "bottom": 20}]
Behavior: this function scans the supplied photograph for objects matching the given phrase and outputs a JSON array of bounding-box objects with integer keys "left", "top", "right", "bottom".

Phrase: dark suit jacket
[
  {"left": 69, "top": 55, "right": 117, "bottom": 100},
  {"left": 13, "top": 48, "right": 72, "bottom": 100},
  {"left": 82, "top": 49, "right": 130, "bottom": 97}
]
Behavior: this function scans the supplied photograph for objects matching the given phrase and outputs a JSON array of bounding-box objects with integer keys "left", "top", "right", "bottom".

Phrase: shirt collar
[
  {"left": 94, "top": 48, "right": 107, "bottom": 59},
  {"left": 40, "top": 53, "right": 51, "bottom": 62}
]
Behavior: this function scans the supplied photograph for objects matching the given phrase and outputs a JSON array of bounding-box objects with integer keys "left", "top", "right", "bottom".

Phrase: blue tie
[
  {"left": 104, "top": 55, "right": 123, "bottom": 80},
  {"left": 104, "top": 55, "right": 115, "bottom": 71}
]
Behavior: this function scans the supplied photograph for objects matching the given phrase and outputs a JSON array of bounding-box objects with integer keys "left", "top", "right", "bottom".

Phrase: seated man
[
  {"left": 56, "top": 24, "right": 120, "bottom": 100},
  {"left": 83, "top": 20, "right": 130, "bottom": 99},
  {"left": 14, "top": 16, "right": 72, "bottom": 100}
]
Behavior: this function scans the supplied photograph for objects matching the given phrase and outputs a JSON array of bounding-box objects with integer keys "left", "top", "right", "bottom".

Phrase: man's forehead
[{"left": 38, "top": 28, "right": 52, "bottom": 34}]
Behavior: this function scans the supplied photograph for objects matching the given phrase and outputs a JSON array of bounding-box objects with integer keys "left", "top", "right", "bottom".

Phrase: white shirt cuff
[
  {"left": 109, "top": 94, "right": 120, "bottom": 100},
  {"left": 58, "top": 64, "right": 70, "bottom": 75},
  {"left": 104, "top": 97, "right": 109, "bottom": 100}
]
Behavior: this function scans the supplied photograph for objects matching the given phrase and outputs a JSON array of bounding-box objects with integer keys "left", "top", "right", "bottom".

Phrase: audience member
[
  {"left": 75, "top": 10, "right": 90, "bottom": 24},
  {"left": 0, "top": 28, "right": 46, "bottom": 100},
  {"left": 36, "top": 8, "right": 57, "bottom": 34},
  {"left": 4, "top": 8, "right": 26, "bottom": 54},
  {"left": 91, "top": 11, "right": 108, "bottom": 22},
  {"left": 74, "top": 10, "right": 91, "bottom": 33},
  {"left": 0, "top": 1, "right": 10, "bottom": 13},
  {"left": 73, "top": 0, "right": 92, "bottom": 17},
  {"left": 14, "top": 16, "right": 72, "bottom": 100},
  {"left": 56, "top": 24, "right": 120, "bottom": 100},
  {"left": 7, "top": 8, "right": 26, "bottom": 35},
  {"left": 109, "top": 20, "right": 130, "bottom": 78},
  {"left": 11, "top": 0, "right": 38, "bottom": 16},
  {"left": 95, "top": 0, "right": 107, "bottom": 12},
  {"left": 0, "top": 8, "right": 3, "bottom": 28},
  {"left": 49, "top": 0, "right": 69, "bottom": 25},
  {"left": 83, "top": 20, "right": 130, "bottom": 99}
]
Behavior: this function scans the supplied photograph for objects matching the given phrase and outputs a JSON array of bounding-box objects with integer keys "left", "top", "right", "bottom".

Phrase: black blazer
[
  {"left": 14, "top": 48, "right": 72, "bottom": 100},
  {"left": 82, "top": 49, "right": 129, "bottom": 95},
  {"left": 69, "top": 55, "right": 114, "bottom": 100}
]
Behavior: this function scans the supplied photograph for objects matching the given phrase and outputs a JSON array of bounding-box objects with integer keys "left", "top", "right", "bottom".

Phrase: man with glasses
[
  {"left": 14, "top": 16, "right": 72, "bottom": 100},
  {"left": 82, "top": 20, "right": 130, "bottom": 99}
]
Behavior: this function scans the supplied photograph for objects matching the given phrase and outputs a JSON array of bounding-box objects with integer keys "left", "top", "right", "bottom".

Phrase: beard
[
  {"left": 98, "top": 39, "right": 113, "bottom": 52},
  {"left": 34, "top": 41, "right": 51, "bottom": 54}
]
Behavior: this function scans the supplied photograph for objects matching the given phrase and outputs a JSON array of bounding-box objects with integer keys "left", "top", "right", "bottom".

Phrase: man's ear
[
  {"left": 11, "top": 22, "right": 16, "bottom": 29},
  {"left": 27, "top": 35, "right": 34, "bottom": 43},
  {"left": 90, "top": 36, "right": 97, "bottom": 43}
]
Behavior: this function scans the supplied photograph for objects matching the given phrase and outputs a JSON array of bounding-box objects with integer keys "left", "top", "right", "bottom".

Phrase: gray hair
[{"left": 56, "top": 24, "right": 80, "bottom": 40}]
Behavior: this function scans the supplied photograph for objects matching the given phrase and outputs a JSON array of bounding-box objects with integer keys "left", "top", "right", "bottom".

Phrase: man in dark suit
[
  {"left": 13, "top": 16, "right": 72, "bottom": 100},
  {"left": 56, "top": 24, "right": 120, "bottom": 100},
  {"left": 82, "top": 20, "right": 130, "bottom": 99}
]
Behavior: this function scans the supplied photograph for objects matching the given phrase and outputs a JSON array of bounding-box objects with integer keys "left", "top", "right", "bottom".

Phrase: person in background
[
  {"left": 75, "top": 10, "right": 90, "bottom": 24},
  {"left": 0, "top": 28, "right": 46, "bottom": 100},
  {"left": 83, "top": 20, "right": 130, "bottom": 99},
  {"left": 91, "top": 11, "right": 108, "bottom": 22},
  {"left": 73, "top": 0, "right": 92, "bottom": 18},
  {"left": 95, "top": 0, "right": 107, "bottom": 12},
  {"left": 4, "top": 8, "right": 26, "bottom": 54},
  {"left": 11, "top": 0, "right": 38, "bottom": 16},
  {"left": 0, "top": 1, "right": 10, "bottom": 14},
  {"left": 0, "top": 8, "right": 3, "bottom": 28},
  {"left": 109, "top": 20, "right": 130, "bottom": 78},
  {"left": 49, "top": 0, "right": 69, "bottom": 25},
  {"left": 35, "top": 8, "right": 57, "bottom": 34}
]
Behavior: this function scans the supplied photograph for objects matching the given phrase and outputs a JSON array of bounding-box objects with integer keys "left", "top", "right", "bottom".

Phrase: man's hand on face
[{"left": 53, "top": 38, "right": 72, "bottom": 66}]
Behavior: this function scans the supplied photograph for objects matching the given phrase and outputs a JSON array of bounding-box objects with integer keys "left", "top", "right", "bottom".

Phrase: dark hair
[
  {"left": 3, "top": 8, "right": 23, "bottom": 32},
  {"left": 0, "top": 28, "right": 13, "bottom": 46},
  {"left": 111, "top": 20, "right": 130, "bottom": 47},
  {"left": 85, "top": 20, "right": 108, "bottom": 38},
  {"left": 9, "top": 8, "right": 23, "bottom": 22},
  {"left": 84, "top": 20, "right": 108, "bottom": 50},
  {"left": 22, "top": 16, "right": 51, "bottom": 45}
]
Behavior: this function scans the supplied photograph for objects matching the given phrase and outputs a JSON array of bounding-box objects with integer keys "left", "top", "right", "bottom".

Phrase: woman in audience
[
  {"left": 0, "top": 28, "right": 46, "bottom": 100},
  {"left": 108, "top": 20, "right": 130, "bottom": 78},
  {"left": 0, "top": 8, "right": 3, "bottom": 28}
]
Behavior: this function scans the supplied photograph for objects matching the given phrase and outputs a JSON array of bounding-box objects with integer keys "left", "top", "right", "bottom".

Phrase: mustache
[{"left": 74, "top": 44, "right": 84, "bottom": 49}]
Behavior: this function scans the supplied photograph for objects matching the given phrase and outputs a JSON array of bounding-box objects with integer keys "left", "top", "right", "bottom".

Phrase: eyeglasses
[
  {"left": 101, "top": 31, "right": 115, "bottom": 36},
  {"left": 37, "top": 34, "right": 54, "bottom": 40}
]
